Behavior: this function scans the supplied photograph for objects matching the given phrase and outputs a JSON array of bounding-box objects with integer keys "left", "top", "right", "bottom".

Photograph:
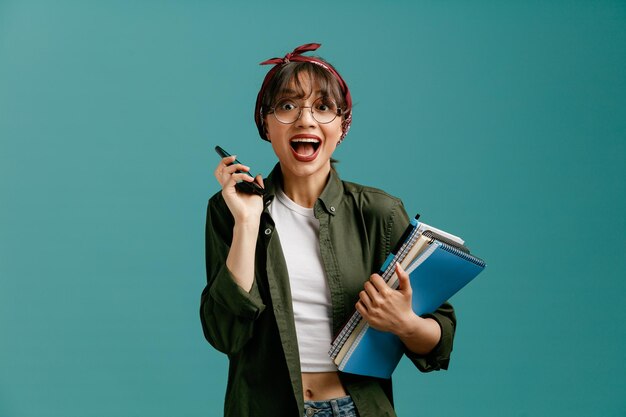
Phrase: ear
[{"left": 262, "top": 117, "right": 271, "bottom": 141}]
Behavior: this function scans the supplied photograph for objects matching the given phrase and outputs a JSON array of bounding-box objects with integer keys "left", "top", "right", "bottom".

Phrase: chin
[{"left": 283, "top": 159, "right": 330, "bottom": 179}]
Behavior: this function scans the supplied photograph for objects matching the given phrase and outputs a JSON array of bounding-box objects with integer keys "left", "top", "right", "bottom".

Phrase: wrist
[
  {"left": 397, "top": 314, "right": 442, "bottom": 356},
  {"left": 233, "top": 217, "right": 261, "bottom": 230},
  {"left": 396, "top": 313, "right": 422, "bottom": 339}
]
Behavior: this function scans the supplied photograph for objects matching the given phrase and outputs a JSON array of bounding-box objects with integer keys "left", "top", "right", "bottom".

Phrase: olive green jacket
[{"left": 200, "top": 165, "right": 456, "bottom": 417}]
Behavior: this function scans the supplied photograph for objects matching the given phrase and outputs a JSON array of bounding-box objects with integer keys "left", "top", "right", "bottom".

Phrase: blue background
[{"left": 1, "top": 1, "right": 625, "bottom": 416}]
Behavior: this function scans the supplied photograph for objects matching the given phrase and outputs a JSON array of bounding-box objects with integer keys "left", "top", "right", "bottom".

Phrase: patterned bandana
[{"left": 254, "top": 43, "right": 352, "bottom": 142}]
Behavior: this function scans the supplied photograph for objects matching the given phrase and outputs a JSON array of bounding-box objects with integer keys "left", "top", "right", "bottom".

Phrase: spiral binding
[
  {"left": 437, "top": 241, "right": 486, "bottom": 267},
  {"left": 422, "top": 230, "right": 470, "bottom": 253}
]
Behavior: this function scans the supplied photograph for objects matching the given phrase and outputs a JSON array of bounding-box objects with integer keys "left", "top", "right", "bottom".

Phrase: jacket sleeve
[
  {"left": 199, "top": 194, "right": 266, "bottom": 355},
  {"left": 386, "top": 204, "right": 457, "bottom": 372},
  {"left": 405, "top": 302, "right": 456, "bottom": 372}
]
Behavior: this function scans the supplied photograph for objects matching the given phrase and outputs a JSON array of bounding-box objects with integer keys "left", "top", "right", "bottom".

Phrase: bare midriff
[{"left": 301, "top": 372, "right": 348, "bottom": 401}]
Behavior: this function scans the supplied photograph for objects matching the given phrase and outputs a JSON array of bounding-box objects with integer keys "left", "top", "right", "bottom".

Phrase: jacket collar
[{"left": 263, "top": 163, "right": 343, "bottom": 216}]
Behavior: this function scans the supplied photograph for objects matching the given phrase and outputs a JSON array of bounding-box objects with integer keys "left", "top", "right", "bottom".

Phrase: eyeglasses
[{"left": 269, "top": 97, "right": 342, "bottom": 124}]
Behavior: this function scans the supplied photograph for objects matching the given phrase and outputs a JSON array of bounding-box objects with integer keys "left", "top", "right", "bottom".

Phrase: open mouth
[{"left": 290, "top": 137, "right": 321, "bottom": 161}]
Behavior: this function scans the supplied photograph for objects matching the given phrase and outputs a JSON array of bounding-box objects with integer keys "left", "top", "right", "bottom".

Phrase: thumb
[
  {"left": 395, "top": 262, "right": 412, "bottom": 293},
  {"left": 255, "top": 174, "right": 265, "bottom": 189}
]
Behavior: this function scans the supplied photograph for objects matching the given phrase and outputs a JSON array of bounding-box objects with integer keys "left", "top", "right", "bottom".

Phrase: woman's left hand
[{"left": 355, "top": 263, "right": 419, "bottom": 337}]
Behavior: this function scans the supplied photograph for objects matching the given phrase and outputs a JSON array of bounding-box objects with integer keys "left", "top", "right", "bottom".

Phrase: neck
[{"left": 280, "top": 164, "right": 331, "bottom": 208}]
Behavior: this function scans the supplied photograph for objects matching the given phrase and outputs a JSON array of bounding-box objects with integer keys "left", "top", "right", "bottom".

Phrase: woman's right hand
[{"left": 214, "top": 155, "right": 265, "bottom": 225}]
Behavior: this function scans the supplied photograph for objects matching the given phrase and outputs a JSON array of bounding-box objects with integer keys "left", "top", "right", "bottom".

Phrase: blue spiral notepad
[{"left": 329, "top": 217, "right": 486, "bottom": 379}]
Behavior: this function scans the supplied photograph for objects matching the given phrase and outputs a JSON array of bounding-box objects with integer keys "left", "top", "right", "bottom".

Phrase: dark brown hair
[{"left": 260, "top": 60, "right": 349, "bottom": 120}]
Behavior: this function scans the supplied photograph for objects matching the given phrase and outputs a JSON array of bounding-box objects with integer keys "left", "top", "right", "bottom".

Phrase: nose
[{"left": 295, "top": 105, "right": 317, "bottom": 128}]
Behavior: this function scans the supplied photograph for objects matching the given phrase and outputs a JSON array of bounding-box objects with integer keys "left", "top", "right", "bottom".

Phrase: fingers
[
  {"left": 215, "top": 155, "right": 249, "bottom": 174},
  {"left": 214, "top": 155, "right": 252, "bottom": 187},
  {"left": 362, "top": 276, "right": 393, "bottom": 308},
  {"left": 357, "top": 279, "right": 390, "bottom": 329},
  {"left": 361, "top": 281, "right": 380, "bottom": 307},
  {"left": 214, "top": 155, "right": 237, "bottom": 178},
  {"left": 221, "top": 155, "right": 237, "bottom": 166},
  {"left": 370, "top": 274, "right": 392, "bottom": 294},
  {"left": 217, "top": 163, "right": 251, "bottom": 178},
  {"left": 395, "top": 262, "right": 412, "bottom": 293},
  {"left": 227, "top": 172, "right": 255, "bottom": 186},
  {"left": 355, "top": 300, "right": 367, "bottom": 317},
  {"left": 358, "top": 287, "right": 373, "bottom": 310},
  {"left": 359, "top": 273, "right": 401, "bottom": 311},
  {"left": 358, "top": 267, "right": 414, "bottom": 334}
]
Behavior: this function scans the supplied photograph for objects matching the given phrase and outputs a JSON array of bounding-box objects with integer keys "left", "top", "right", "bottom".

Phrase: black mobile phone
[{"left": 215, "top": 145, "right": 265, "bottom": 196}]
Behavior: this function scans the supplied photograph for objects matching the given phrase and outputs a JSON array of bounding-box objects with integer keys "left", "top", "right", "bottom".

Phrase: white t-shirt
[{"left": 268, "top": 187, "right": 336, "bottom": 372}]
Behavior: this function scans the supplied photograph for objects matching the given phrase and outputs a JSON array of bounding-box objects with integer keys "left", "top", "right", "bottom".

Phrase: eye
[
  {"left": 316, "top": 103, "right": 330, "bottom": 112},
  {"left": 314, "top": 98, "right": 337, "bottom": 113},
  {"left": 276, "top": 100, "right": 297, "bottom": 112}
]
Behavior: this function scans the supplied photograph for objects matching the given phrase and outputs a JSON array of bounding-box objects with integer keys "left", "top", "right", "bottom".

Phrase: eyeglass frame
[{"left": 267, "top": 97, "right": 344, "bottom": 125}]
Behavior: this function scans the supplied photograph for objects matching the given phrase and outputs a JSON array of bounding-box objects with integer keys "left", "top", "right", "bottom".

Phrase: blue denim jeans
[{"left": 303, "top": 396, "right": 358, "bottom": 417}]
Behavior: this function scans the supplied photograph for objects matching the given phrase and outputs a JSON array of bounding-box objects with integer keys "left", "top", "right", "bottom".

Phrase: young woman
[{"left": 200, "top": 43, "right": 456, "bottom": 417}]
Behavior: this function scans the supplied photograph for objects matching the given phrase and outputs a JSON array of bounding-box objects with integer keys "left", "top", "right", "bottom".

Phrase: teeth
[{"left": 291, "top": 138, "right": 320, "bottom": 143}]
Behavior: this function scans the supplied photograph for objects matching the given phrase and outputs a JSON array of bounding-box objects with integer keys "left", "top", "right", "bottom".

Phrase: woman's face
[{"left": 264, "top": 74, "right": 343, "bottom": 182}]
